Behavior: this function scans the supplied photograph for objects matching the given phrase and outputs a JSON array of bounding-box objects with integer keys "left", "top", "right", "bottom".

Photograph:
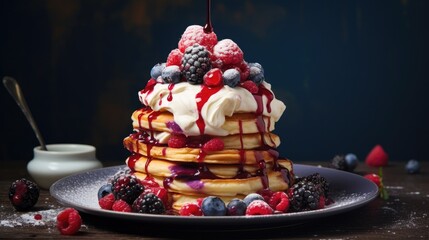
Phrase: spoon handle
[{"left": 3, "top": 76, "right": 47, "bottom": 150}]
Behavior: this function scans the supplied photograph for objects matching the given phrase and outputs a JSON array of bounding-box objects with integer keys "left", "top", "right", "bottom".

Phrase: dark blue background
[{"left": 1, "top": 0, "right": 428, "bottom": 163}]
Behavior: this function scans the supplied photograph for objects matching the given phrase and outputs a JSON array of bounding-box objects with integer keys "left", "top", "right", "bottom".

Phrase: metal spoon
[{"left": 3, "top": 76, "right": 47, "bottom": 150}]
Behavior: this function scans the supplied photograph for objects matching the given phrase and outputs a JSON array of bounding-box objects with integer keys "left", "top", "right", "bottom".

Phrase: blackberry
[
  {"left": 331, "top": 154, "right": 348, "bottom": 171},
  {"left": 111, "top": 174, "right": 144, "bottom": 204},
  {"left": 9, "top": 178, "right": 40, "bottom": 211},
  {"left": 305, "top": 173, "right": 329, "bottom": 198},
  {"left": 289, "top": 180, "right": 320, "bottom": 211},
  {"left": 132, "top": 193, "right": 165, "bottom": 214},
  {"left": 181, "top": 44, "right": 211, "bottom": 84}
]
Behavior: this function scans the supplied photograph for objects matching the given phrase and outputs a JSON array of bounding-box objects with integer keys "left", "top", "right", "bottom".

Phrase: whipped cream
[{"left": 139, "top": 81, "right": 286, "bottom": 136}]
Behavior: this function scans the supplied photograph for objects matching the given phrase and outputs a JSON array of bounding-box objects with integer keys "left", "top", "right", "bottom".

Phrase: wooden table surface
[{"left": 0, "top": 160, "right": 428, "bottom": 239}]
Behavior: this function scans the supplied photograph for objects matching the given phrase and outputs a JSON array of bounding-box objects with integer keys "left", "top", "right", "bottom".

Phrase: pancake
[
  {"left": 131, "top": 108, "right": 277, "bottom": 136},
  {"left": 123, "top": 135, "right": 280, "bottom": 164},
  {"left": 126, "top": 154, "right": 293, "bottom": 179}
]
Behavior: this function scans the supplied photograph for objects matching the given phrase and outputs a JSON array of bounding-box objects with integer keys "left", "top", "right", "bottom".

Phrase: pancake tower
[{"left": 123, "top": 25, "right": 293, "bottom": 211}]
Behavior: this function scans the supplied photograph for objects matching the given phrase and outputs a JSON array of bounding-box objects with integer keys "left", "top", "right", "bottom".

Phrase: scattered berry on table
[
  {"left": 203, "top": 68, "right": 223, "bottom": 87},
  {"left": 202, "top": 138, "right": 225, "bottom": 152},
  {"left": 8, "top": 178, "right": 39, "bottom": 211},
  {"left": 243, "top": 193, "right": 265, "bottom": 206},
  {"left": 98, "top": 193, "right": 115, "bottom": 210},
  {"left": 268, "top": 191, "right": 290, "bottom": 212},
  {"left": 213, "top": 39, "right": 243, "bottom": 66},
  {"left": 179, "top": 203, "right": 203, "bottom": 216},
  {"left": 97, "top": 183, "right": 113, "bottom": 200},
  {"left": 365, "top": 144, "right": 389, "bottom": 167},
  {"left": 331, "top": 154, "right": 349, "bottom": 171},
  {"left": 178, "top": 25, "right": 218, "bottom": 53},
  {"left": 245, "top": 200, "right": 273, "bottom": 216},
  {"left": 181, "top": 44, "right": 212, "bottom": 84},
  {"left": 166, "top": 48, "right": 183, "bottom": 67},
  {"left": 345, "top": 153, "right": 359, "bottom": 171},
  {"left": 132, "top": 193, "right": 165, "bottom": 214},
  {"left": 111, "top": 174, "right": 144, "bottom": 204},
  {"left": 162, "top": 65, "right": 182, "bottom": 83},
  {"left": 150, "top": 63, "right": 166, "bottom": 79},
  {"left": 240, "top": 80, "right": 259, "bottom": 94},
  {"left": 222, "top": 68, "right": 240, "bottom": 87},
  {"left": 56, "top": 208, "right": 82, "bottom": 235},
  {"left": 405, "top": 159, "right": 420, "bottom": 174},
  {"left": 364, "top": 173, "right": 381, "bottom": 187},
  {"left": 201, "top": 196, "right": 227, "bottom": 216},
  {"left": 112, "top": 199, "right": 132, "bottom": 212},
  {"left": 226, "top": 198, "right": 247, "bottom": 216}
]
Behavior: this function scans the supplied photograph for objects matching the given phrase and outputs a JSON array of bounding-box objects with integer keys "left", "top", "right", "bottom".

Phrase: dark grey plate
[{"left": 50, "top": 164, "right": 378, "bottom": 230}]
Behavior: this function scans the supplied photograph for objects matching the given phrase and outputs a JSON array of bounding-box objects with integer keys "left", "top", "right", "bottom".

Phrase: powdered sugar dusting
[{"left": 0, "top": 209, "right": 60, "bottom": 228}]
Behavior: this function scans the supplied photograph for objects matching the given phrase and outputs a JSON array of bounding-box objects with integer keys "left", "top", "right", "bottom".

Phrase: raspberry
[
  {"left": 98, "top": 193, "right": 115, "bottom": 210},
  {"left": 142, "top": 187, "right": 169, "bottom": 207},
  {"left": 181, "top": 44, "right": 212, "bottom": 84},
  {"left": 245, "top": 200, "right": 273, "bottom": 215},
  {"left": 56, "top": 208, "right": 82, "bottom": 235},
  {"left": 166, "top": 48, "right": 183, "bottom": 67},
  {"left": 268, "top": 192, "right": 290, "bottom": 212},
  {"left": 8, "top": 178, "right": 40, "bottom": 211},
  {"left": 213, "top": 39, "right": 243, "bottom": 66},
  {"left": 168, "top": 134, "right": 187, "bottom": 148},
  {"left": 178, "top": 25, "right": 218, "bottom": 53},
  {"left": 132, "top": 193, "right": 165, "bottom": 214},
  {"left": 202, "top": 138, "right": 224, "bottom": 152},
  {"left": 240, "top": 80, "right": 259, "bottom": 94},
  {"left": 203, "top": 68, "right": 223, "bottom": 87},
  {"left": 179, "top": 203, "right": 203, "bottom": 216},
  {"left": 239, "top": 61, "right": 250, "bottom": 81},
  {"left": 364, "top": 173, "right": 381, "bottom": 187},
  {"left": 111, "top": 174, "right": 144, "bottom": 204},
  {"left": 112, "top": 199, "right": 132, "bottom": 212}
]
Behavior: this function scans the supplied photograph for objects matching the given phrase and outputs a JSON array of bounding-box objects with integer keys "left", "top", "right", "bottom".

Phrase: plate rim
[{"left": 50, "top": 164, "right": 379, "bottom": 226}]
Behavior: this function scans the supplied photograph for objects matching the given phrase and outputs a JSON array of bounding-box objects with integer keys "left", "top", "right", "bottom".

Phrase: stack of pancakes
[{"left": 123, "top": 105, "right": 294, "bottom": 211}]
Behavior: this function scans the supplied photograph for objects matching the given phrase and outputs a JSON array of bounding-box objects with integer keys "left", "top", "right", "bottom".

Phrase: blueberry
[
  {"left": 248, "top": 62, "right": 264, "bottom": 75},
  {"left": 243, "top": 193, "right": 264, "bottom": 206},
  {"left": 97, "top": 184, "right": 113, "bottom": 200},
  {"left": 345, "top": 153, "right": 359, "bottom": 171},
  {"left": 249, "top": 66, "right": 265, "bottom": 84},
  {"left": 150, "top": 63, "right": 166, "bottom": 79},
  {"left": 226, "top": 198, "right": 247, "bottom": 216},
  {"left": 162, "top": 65, "right": 181, "bottom": 83},
  {"left": 405, "top": 159, "right": 420, "bottom": 174},
  {"left": 201, "top": 196, "right": 227, "bottom": 216},
  {"left": 222, "top": 69, "right": 240, "bottom": 87}
]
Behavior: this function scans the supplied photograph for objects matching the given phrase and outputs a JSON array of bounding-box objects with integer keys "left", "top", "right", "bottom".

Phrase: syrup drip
[
  {"left": 235, "top": 119, "right": 251, "bottom": 178},
  {"left": 158, "top": 93, "right": 163, "bottom": 105},
  {"left": 147, "top": 111, "right": 161, "bottom": 142},
  {"left": 127, "top": 153, "right": 141, "bottom": 171},
  {"left": 167, "top": 83, "right": 175, "bottom": 101},
  {"left": 195, "top": 85, "right": 222, "bottom": 135},
  {"left": 203, "top": 0, "right": 213, "bottom": 33}
]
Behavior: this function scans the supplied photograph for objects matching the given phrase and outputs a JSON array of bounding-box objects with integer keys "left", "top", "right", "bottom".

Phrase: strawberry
[
  {"left": 203, "top": 68, "right": 223, "bottom": 87},
  {"left": 179, "top": 203, "right": 203, "bottom": 216},
  {"left": 365, "top": 144, "right": 389, "bottom": 167},
  {"left": 202, "top": 138, "right": 224, "bottom": 152}
]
